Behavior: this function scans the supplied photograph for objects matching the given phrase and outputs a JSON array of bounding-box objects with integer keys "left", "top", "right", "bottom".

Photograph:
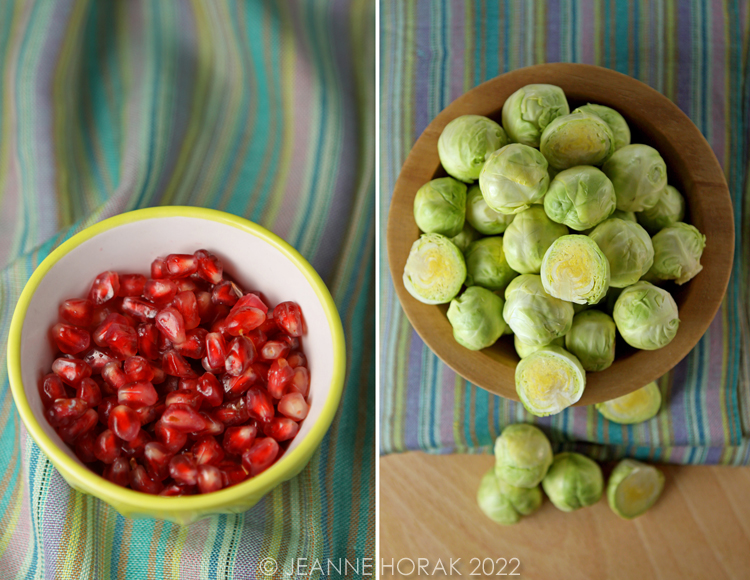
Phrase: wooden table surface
[{"left": 380, "top": 453, "right": 750, "bottom": 580}]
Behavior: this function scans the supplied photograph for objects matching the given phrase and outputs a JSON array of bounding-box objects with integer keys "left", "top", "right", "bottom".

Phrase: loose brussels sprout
[
  {"left": 543, "top": 166, "right": 616, "bottom": 231},
  {"left": 647, "top": 222, "right": 706, "bottom": 285},
  {"left": 503, "top": 274, "right": 574, "bottom": 346},
  {"left": 465, "top": 237, "right": 518, "bottom": 292},
  {"left": 542, "top": 452, "right": 604, "bottom": 512},
  {"left": 540, "top": 235, "right": 610, "bottom": 305},
  {"left": 601, "top": 144, "right": 667, "bottom": 212},
  {"left": 494, "top": 423, "right": 554, "bottom": 488},
  {"left": 565, "top": 310, "right": 616, "bottom": 372},
  {"left": 450, "top": 221, "right": 480, "bottom": 253},
  {"left": 478, "top": 144, "right": 550, "bottom": 215},
  {"left": 613, "top": 281, "right": 680, "bottom": 350},
  {"left": 413, "top": 177, "right": 467, "bottom": 237},
  {"left": 403, "top": 234, "right": 467, "bottom": 305},
  {"left": 502, "top": 207, "right": 568, "bottom": 274},
  {"left": 607, "top": 459, "right": 665, "bottom": 519},
  {"left": 438, "top": 115, "right": 509, "bottom": 182},
  {"left": 515, "top": 346, "right": 586, "bottom": 416},
  {"left": 501, "top": 84, "right": 570, "bottom": 147},
  {"left": 447, "top": 286, "right": 507, "bottom": 350},
  {"left": 477, "top": 468, "right": 543, "bottom": 525},
  {"left": 595, "top": 381, "right": 662, "bottom": 424},
  {"left": 539, "top": 110, "right": 616, "bottom": 170},
  {"left": 574, "top": 104, "right": 631, "bottom": 150},
  {"left": 611, "top": 209, "right": 637, "bottom": 222},
  {"left": 637, "top": 185, "right": 685, "bottom": 234},
  {"left": 588, "top": 218, "right": 654, "bottom": 288},
  {"left": 514, "top": 335, "right": 564, "bottom": 359},
  {"left": 465, "top": 184, "right": 515, "bottom": 235}
]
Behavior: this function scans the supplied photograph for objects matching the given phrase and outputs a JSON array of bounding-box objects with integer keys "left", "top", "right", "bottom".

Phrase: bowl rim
[{"left": 7, "top": 206, "right": 347, "bottom": 512}]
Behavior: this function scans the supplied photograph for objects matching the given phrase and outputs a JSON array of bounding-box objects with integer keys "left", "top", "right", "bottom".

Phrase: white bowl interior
[{"left": 20, "top": 215, "right": 335, "bottom": 471}]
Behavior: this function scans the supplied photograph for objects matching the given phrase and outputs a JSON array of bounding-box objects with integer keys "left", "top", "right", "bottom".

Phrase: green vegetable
[
  {"left": 543, "top": 166, "right": 616, "bottom": 231},
  {"left": 574, "top": 104, "right": 631, "bottom": 150},
  {"left": 477, "top": 468, "right": 543, "bottom": 525},
  {"left": 478, "top": 144, "right": 550, "bottom": 214},
  {"left": 647, "top": 222, "right": 706, "bottom": 285},
  {"left": 539, "top": 110, "right": 616, "bottom": 170},
  {"left": 637, "top": 185, "right": 685, "bottom": 234},
  {"left": 542, "top": 452, "right": 604, "bottom": 512},
  {"left": 613, "top": 281, "right": 680, "bottom": 350},
  {"left": 565, "top": 310, "right": 616, "bottom": 372},
  {"left": 501, "top": 84, "right": 570, "bottom": 147},
  {"left": 588, "top": 218, "right": 654, "bottom": 288},
  {"left": 502, "top": 207, "right": 568, "bottom": 274},
  {"left": 607, "top": 459, "right": 665, "bottom": 519},
  {"left": 450, "top": 221, "right": 480, "bottom": 253},
  {"left": 515, "top": 346, "right": 586, "bottom": 416},
  {"left": 413, "top": 177, "right": 467, "bottom": 237},
  {"left": 514, "top": 335, "right": 564, "bottom": 359},
  {"left": 465, "top": 184, "right": 515, "bottom": 235},
  {"left": 465, "top": 237, "right": 518, "bottom": 292},
  {"left": 540, "top": 235, "right": 610, "bottom": 305},
  {"left": 595, "top": 382, "right": 662, "bottom": 424},
  {"left": 438, "top": 115, "right": 509, "bottom": 182},
  {"left": 494, "top": 423, "right": 554, "bottom": 488},
  {"left": 602, "top": 144, "right": 667, "bottom": 212},
  {"left": 503, "top": 274, "right": 574, "bottom": 347},
  {"left": 447, "top": 286, "right": 507, "bottom": 350},
  {"left": 403, "top": 234, "right": 467, "bottom": 305}
]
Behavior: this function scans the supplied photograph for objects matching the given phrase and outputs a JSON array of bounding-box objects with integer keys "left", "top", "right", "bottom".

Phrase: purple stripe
[
  {"left": 414, "top": 0, "right": 432, "bottom": 136},
  {"left": 710, "top": 0, "right": 726, "bottom": 167},
  {"left": 448, "top": 1, "right": 465, "bottom": 101},
  {"left": 546, "top": 0, "right": 560, "bottom": 63},
  {"left": 581, "top": 0, "right": 595, "bottom": 64},
  {"left": 675, "top": 1, "right": 693, "bottom": 113},
  {"left": 404, "top": 332, "right": 425, "bottom": 449}
]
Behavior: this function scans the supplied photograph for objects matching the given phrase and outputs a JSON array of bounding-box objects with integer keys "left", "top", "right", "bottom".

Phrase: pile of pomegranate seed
[{"left": 40, "top": 250, "right": 310, "bottom": 496}]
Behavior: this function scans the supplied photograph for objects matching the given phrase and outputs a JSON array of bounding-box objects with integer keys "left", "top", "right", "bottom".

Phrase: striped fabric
[
  {"left": 380, "top": 0, "right": 750, "bottom": 464},
  {"left": 0, "top": 1, "right": 374, "bottom": 578}
]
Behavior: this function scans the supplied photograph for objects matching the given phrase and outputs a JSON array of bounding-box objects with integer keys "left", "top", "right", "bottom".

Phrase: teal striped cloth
[
  {"left": 0, "top": 1, "right": 374, "bottom": 578},
  {"left": 380, "top": 0, "right": 750, "bottom": 464}
]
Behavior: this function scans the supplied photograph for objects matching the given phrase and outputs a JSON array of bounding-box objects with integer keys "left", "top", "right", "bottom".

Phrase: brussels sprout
[
  {"left": 465, "top": 184, "right": 515, "bottom": 235},
  {"left": 413, "top": 177, "right": 467, "bottom": 237},
  {"left": 477, "top": 468, "right": 543, "bottom": 525},
  {"left": 602, "top": 144, "right": 667, "bottom": 212},
  {"left": 539, "top": 110, "right": 616, "bottom": 170},
  {"left": 501, "top": 84, "right": 570, "bottom": 147},
  {"left": 607, "top": 459, "right": 665, "bottom": 519},
  {"left": 611, "top": 209, "right": 637, "bottom": 222},
  {"left": 514, "top": 335, "right": 564, "bottom": 359},
  {"left": 494, "top": 423, "right": 554, "bottom": 488},
  {"left": 574, "top": 104, "right": 631, "bottom": 150},
  {"left": 450, "top": 221, "right": 480, "bottom": 253},
  {"left": 595, "top": 381, "right": 662, "bottom": 424},
  {"left": 637, "top": 185, "right": 685, "bottom": 234},
  {"left": 438, "top": 115, "right": 509, "bottom": 182},
  {"left": 647, "top": 222, "right": 706, "bottom": 285},
  {"left": 478, "top": 144, "right": 550, "bottom": 215},
  {"left": 515, "top": 346, "right": 586, "bottom": 416},
  {"left": 403, "top": 234, "right": 467, "bottom": 305},
  {"left": 543, "top": 166, "right": 616, "bottom": 231},
  {"left": 465, "top": 237, "right": 518, "bottom": 292},
  {"left": 502, "top": 207, "right": 568, "bottom": 274},
  {"left": 503, "top": 274, "right": 574, "bottom": 346},
  {"left": 540, "top": 235, "right": 610, "bottom": 305},
  {"left": 588, "top": 218, "right": 654, "bottom": 288},
  {"left": 447, "top": 286, "right": 507, "bottom": 350},
  {"left": 564, "top": 310, "right": 616, "bottom": 372},
  {"left": 542, "top": 452, "right": 604, "bottom": 512},
  {"left": 613, "top": 281, "right": 680, "bottom": 350}
]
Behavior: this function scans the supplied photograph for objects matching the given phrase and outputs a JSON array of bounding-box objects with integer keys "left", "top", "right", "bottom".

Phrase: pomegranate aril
[
  {"left": 232, "top": 293, "right": 269, "bottom": 315},
  {"left": 172, "top": 291, "right": 200, "bottom": 330},
  {"left": 176, "top": 278, "right": 200, "bottom": 293},
  {"left": 104, "top": 457, "right": 130, "bottom": 487},
  {"left": 196, "top": 464, "right": 224, "bottom": 494},
  {"left": 151, "top": 257, "right": 168, "bottom": 279},
  {"left": 212, "top": 397, "right": 250, "bottom": 427},
  {"left": 52, "top": 358, "right": 92, "bottom": 386},
  {"left": 245, "top": 387, "right": 275, "bottom": 423},
  {"left": 59, "top": 298, "right": 94, "bottom": 327},
  {"left": 83, "top": 347, "right": 120, "bottom": 373},
  {"left": 223, "top": 424, "right": 258, "bottom": 456},
  {"left": 155, "top": 305, "right": 187, "bottom": 345},
  {"left": 104, "top": 323, "right": 138, "bottom": 358},
  {"left": 166, "top": 389, "right": 204, "bottom": 409},
  {"left": 192, "top": 435, "right": 225, "bottom": 466},
  {"left": 266, "top": 417, "right": 299, "bottom": 442},
  {"left": 143, "top": 279, "right": 178, "bottom": 304},
  {"left": 118, "top": 273, "right": 147, "bottom": 297},
  {"left": 121, "top": 429, "right": 152, "bottom": 458},
  {"left": 222, "top": 367, "right": 258, "bottom": 399},
  {"left": 58, "top": 408, "right": 98, "bottom": 444},
  {"left": 258, "top": 316, "right": 280, "bottom": 337},
  {"left": 94, "top": 429, "right": 122, "bottom": 464},
  {"left": 143, "top": 442, "right": 172, "bottom": 481},
  {"left": 284, "top": 335, "right": 300, "bottom": 351},
  {"left": 118, "top": 381, "right": 158, "bottom": 408},
  {"left": 130, "top": 463, "right": 163, "bottom": 494},
  {"left": 161, "top": 403, "right": 207, "bottom": 433},
  {"left": 273, "top": 302, "right": 303, "bottom": 337},
  {"left": 155, "top": 420, "right": 188, "bottom": 454},
  {"left": 151, "top": 364, "right": 166, "bottom": 384},
  {"left": 211, "top": 281, "right": 243, "bottom": 307},
  {"left": 197, "top": 373, "right": 223, "bottom": 408},
  {"left": 287, "top": 351, "right": 307, "bottom": 369},
  {"left": 40, "top": 374, "right": 67, "bottom": 408},
  {"left": 137, "top": 323, "right": 160, "bottom": 360},
  {"left": 89, "top": 271, "right": 120, "bottom": 305},
  {"left": 159, "top": 485, "right": 187, "bottom": 496},
  {"left": 278, "top": 392, "right": 309, "bottom": 421},
  {"left": 123, "top": 356, "right": 155, "bottom": 382},
  {"left": 210, "top": 310, "right": 232, "bottom": 336},
  {"left": 121, "top": 297, "right": 158, "bottom": 322},
  {"left": 76, "top": 378, "right": 102, "bottom": 407},
  {"left": 178, "top": 377, "right": 199, "bottom": 391},
  {"left": 195, "top": 291, "right": 216, "bottom": 324},
  {"left": 245, "top": 328, "right": 267, "bottom": 350},
  {"left": 241, "top": 437, "right": 280, "bottom": 476},
  {"left": 165, "top": 254, "right": 199, "bottom": 279},
  {"left": 162, "top": 350, "right": 197, "bottom": 379},
  {"left": 225, "top": 336, "right": 256, "bottom": 376},
  {"left": 192, "top": 412, "right": 225, "bottom": 437},
  {"left": 51, "top": 323, "right": 91, "bottom": 355},
  {"left": 194, "top": 250, "right": 223, "bottom": 284},
  {"left": 93, "top": 313, "right": 130, "bottom": 346},
  {"left": 174, "top": 327, "right": 207, "bottom": 359},
  {"left": 260, "top": 340, "right": 289, "bottom": 361},
  {"left": 102, "top": 362, "right": 128, "bottom": 390},
  {"left": 218, "top": 461, "right": 249, "bottom": 487},
  {"left": 135, "top": 403, "right": 163, "bottom": 425},
  {"left": 50, "top": 397, "right": 88, "bottom": 424},
  {"left": 289, "top": 366, "right": 310, "bottom": 397},
  {"left": 74, "top": 431, "right": 97, "bottom": 463},
  {"left": 267, "top": 358, "right": 294, "bottom": 399},
  {"left": 202, "top": 332, "right": 227, "bottom": 373},
  {"left": 169, "top": 454, "right": 198, "bottom": 486},
  {"left": 98, "top": 397, "right": 118, "bottom": 425},
  {"left": 225, "top": 307, "right": 265, "bottom": 336},
  {"left": 163, "top": 376, "right": 181, "bottom": 394},
  {"left": 108, "top": 405, "right": 142, "bottom": 441},
  {"left": 252, "top": 363, "right": 270, "bottom": 388}
]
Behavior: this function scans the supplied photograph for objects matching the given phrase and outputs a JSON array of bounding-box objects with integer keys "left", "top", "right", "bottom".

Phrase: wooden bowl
[{"left": 386, "top": 63, "right": 734, "bottom": 406}]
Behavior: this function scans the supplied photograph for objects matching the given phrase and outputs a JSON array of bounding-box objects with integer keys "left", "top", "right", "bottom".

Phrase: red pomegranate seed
[
  {"left": 118, "top": 273, "right": 147, "bottom": 297},
  {"left": 39, "top": 374, "right": 67, "bottom": 408},
  {"left": 252, "top": 363, "right": 270, "bottom": 387},
  {"left": 287, "top": 352, "right": 307, "bottom": 369},
  {"left": 51, "top": 323, "right": 91, "bottom": 355},
  {"left": 143, "top": 279, "right": 178, "bottom": 304},
  {"left": 178, "top": 377, "right": 199, "bottom": 391},
  {"left": 195, "top": 291, "right": 216, "bottom": 324},
  {"left": 223, "top": 424, "right": 257, "bottom": 456},
  {"left": 130, "top": 463, "right": 163, "bottom": 494},
  {"left": 82, "top": 347, "right": 120, "bottom": 374},
  {"left": 89, "top": 271, "right": 120, "bottom": 305},
  {"left": 172, "top": 291, "right": 200, "bottom": 330},
  {"left": 278, "top": 392, "right": 309, "bottom": 421},
  {"left": 225, "top": 336, "right": 256, "bottom": 376},
  {"left": 74, "top": 431, "right": 97, "bottom": 463},
  {"left": 121, "top": 429, "right": 152, "bottom": 458},
  {"left": 159, "top": 485, "right": 184, "bottom": 496},
  {"left": 155, "top": 420, "right": 188, "bottom": 454},
  {"left": 93, "top": 313, "right": 130, "bottom": 346},
  {"left": 76, "top": 378, "right": 102, "bottom": 407},
  {"left": 196, "top": 464, "right": 224, "bottom": 494},
  {"left": 179, "top": 278, "right": 202, "bottom": 293},
  {"left": 161, "top": 403, "right": 207, "bottom": 432},
  {"left": 165, "top": 254, "right": 199, "bottom": 278},
  {"left": 210, "top": 309, "right": 232, "bottom": 334},
  {"left": 218, "top": 461, "right": 249, "bottom": 487},
  {"left": 232, "top": 293, "right": 268, "bottom": 315},
  {"left": 135, "top": 403, "right": 163, "bottom": 425},
  {"left": 212, "top": 281, "right": 244, "bottom": 308},
  {"left": 151, "top": 364, "right": 166, "bottom": 384},
  {"left": 104, "top": 323, "right": 138, "bottom": 358},
  {"left": 123, "top": 356, "right": 155, "bottom": 382},
  {"left": 245, "top": 328, "right": 267, "bottom": 350},
  {"left": 169, "top": 454, "right": 198, "bottom": 486},
  {"left": 211, "top": 397, "right": 250, "bottom": 427},
  {"left": 118, "top": 381, "right": 158, "bottom": 408},
  {"left": 51, "top": 358, "right": 92, "bottom": 387},
  {"left": 162, "top": 350, "right": 197, "bottom": 378},
  {"left": 192, "top": 412, "right": 225, "bottom": 437},
  {"left": 58, "top": 409, "right": 98, "bottom": 443},
  {"left": 241, "top": 437, "right": 279, "bottom": 476},
  {"left": 151, "top": 257, "right": 168, "bottom": 279},
  {"left": 155, "top": 305, "right": 187, "bottom": 345},
  {"left": 284, "top": 335, "right": 300, "bottom": 351},
  {"left": 157, "top": 331, "right": 172, "bottom": 353},
  {"left": 225, "top": 307, "right": 265, "bottom": 336},
  {"left": 136, "top": 323, "right": 160, "bottom": 360},
  {"left": 273, "top": 302, "right": 303, "bottom": 337},
  {"left": 174, "top": 327, "right": 207, "bottom": 359},
  {"left": 162, "top": 376, "right": 180, "bottom": 394},
  {"left": 94, "top": 429, "right": 121, "bottom": 464},
  {"left": 166, "top": 389, "right": 204, "bottom": 409},
  {"left": 245, "top": 387, "right": 274, "bottom": 423},
  {"left": 143, "top": 442, "right": 172, "bottom": 481},
  {"left": 108, "top": 405, "right": 141, "bottom": 441},
  {"left": 260, "top": 340, "right": 289, "bottom": 361},
  {"left": 97, "top": 397, "right": 118, "bottom": 425},
  {"left": 192, "top": 435, "right": 225, "bottom": 466},
  {"left": 259, "top": 316, "right": 280, "bottom": 336},
  {"left": 222, "top": 367, "right": 258, "bottom": 399},
  {"left": 267, "top": 358, "right": 294, "bottom": 399},
  {"left": 102, "top": 362, "right": 128, "bottom": 390},
  {"left": 197, "top": 372, "right": 223, "bottom": 408},
  {"left": 59, "top": 298, "right": 94, "bottom": 327},
  {"left": 121, "top": 297, "right": 158, "bottom": 322},
  {"left": 266, "top": 417, "right": 299, "bottom": 442},
  {"left": 104, "top": 457, "right": 130, "bottom": 486},
  {"left": 202, "top": 332, "right": 227, "bottom": 373},
  {"left": 194, "top": 250, "right": 223, "bottom": 284}
]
